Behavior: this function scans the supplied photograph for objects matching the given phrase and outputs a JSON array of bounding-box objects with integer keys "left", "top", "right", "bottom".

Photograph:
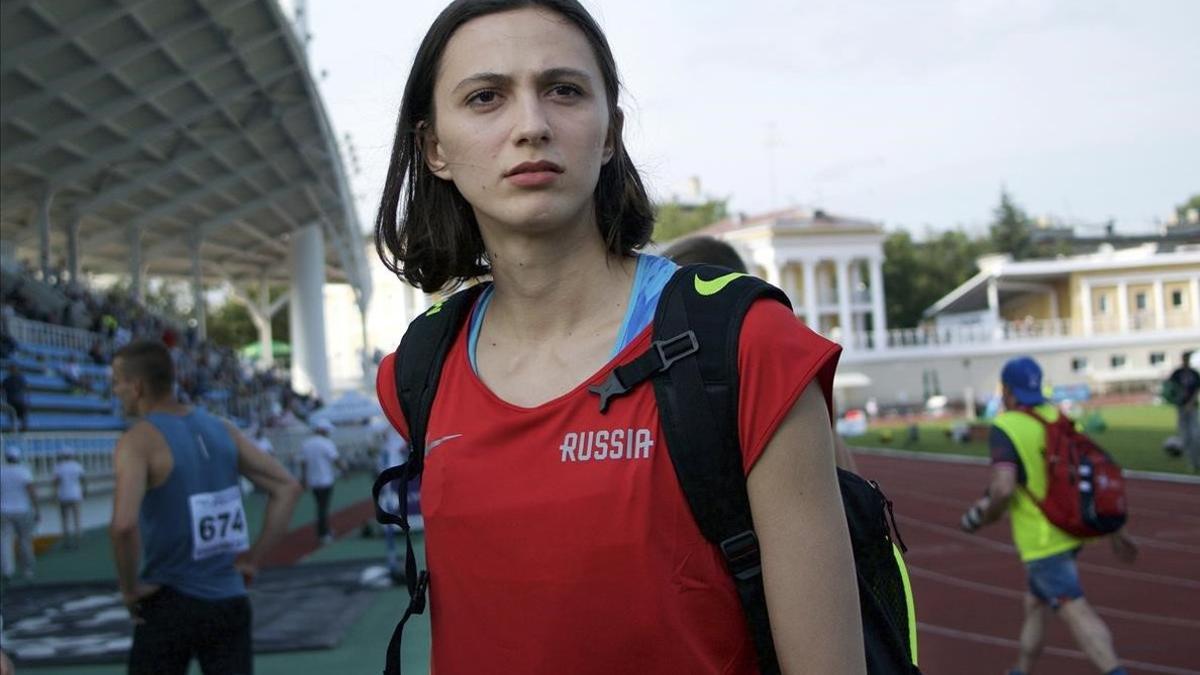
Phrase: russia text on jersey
[{"left": 559, "top": 428, "right": 654, "bottom": 462}]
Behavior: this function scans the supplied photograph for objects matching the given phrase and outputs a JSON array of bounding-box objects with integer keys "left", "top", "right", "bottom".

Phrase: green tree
[
  {"left": 652, "top": 200, "right": 728, "bottom": 242},
  {"left": 883, "top": 228, "right": 984, "bottom": 329},
  {"left": 205, "top": 287, "right": 290, "bottom": 350},
  {"left": 1175, "top": 193, "right": 1200, "bottom": 224},
  {"left": 987, "top": 190, "right": 1040, "bottom": 260}
]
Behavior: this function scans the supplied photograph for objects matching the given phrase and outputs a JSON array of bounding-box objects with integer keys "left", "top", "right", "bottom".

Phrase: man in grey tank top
[{"left": 109, "top": 340, "right": 302, "bottom": 675}]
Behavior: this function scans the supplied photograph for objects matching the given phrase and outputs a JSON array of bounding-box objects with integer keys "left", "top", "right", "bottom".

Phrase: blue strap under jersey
[{"left": 468, "top": 254, "right": 678, "bottom": 373}]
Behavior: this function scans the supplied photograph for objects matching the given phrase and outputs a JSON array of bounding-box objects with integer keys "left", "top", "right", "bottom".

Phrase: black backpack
[{"left": 373, "top": 264, "right": 921, "bottom": 675}]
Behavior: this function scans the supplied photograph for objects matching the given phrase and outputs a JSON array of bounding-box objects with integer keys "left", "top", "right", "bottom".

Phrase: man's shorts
[{"left": 1026, "top": 548, "right": 1084, "bottom": 609}]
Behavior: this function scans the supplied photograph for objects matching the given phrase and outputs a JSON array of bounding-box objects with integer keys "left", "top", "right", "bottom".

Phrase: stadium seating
[{"left": 1, "top": 341, "right": 124, "bottom": 433}]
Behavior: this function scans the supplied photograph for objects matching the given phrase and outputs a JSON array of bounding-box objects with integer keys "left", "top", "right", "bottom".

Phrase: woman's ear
[
  {"left": 419, "top": 121, "right": 454, "bottom": 181},
  {"left": 602, "top": 108, "right": 623, "bottom": 165}
]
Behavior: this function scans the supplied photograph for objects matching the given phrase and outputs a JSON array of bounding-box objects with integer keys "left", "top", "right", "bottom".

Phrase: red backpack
[{"left": 1022, "top": 408, "right": 1128, "bottom": 538}]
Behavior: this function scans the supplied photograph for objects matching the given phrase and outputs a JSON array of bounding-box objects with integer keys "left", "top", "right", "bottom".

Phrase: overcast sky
[{"left": 287, "top": 0, "right": 1199, "bottom": 237}]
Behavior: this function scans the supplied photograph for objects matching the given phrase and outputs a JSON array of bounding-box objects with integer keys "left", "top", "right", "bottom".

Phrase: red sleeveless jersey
[{"left": 377, "top": 299, "right": 840, "bottom": 674}]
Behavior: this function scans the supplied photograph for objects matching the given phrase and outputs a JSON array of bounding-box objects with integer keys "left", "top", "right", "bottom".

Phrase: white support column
[
  {"left": 128, "top": 225, "right": 143, "bottom": 303},
  {"left": 802, "top": 259, "right": 819, "bottom": 330},
  {"left": 836, "top": 258, "right": 853, "bottom": 347},
  {"left": 66, "top": 215, "right": 80, "bottom": 284},
  {"left": 1116, "top": 281, "right": 1129, "bottom": 334},
  {"left": 779, "top": 264, "right": 797, "bottom": 307},
  {"left": 189, "top": 233, "right": 206, "bottom": 341},
  {"left": 257, "top": 278, "right": 274, "bottom": 369},
  {"left": 869, "top": 256, "right": 887, "bottom": 350},
  {"left": 763, "top": 257, "right": 782, "bottom": 289},
  {"left": 1152, "top": 279, "right": 1166, "bottom": 330},
  {"left": 1047, "top": 290, "right": 1059, "bottom": 320},
  {"left": 986, "top": 277, "right": 1000, "bottom": 323},
  {"left": 289, "top": 223, "right": 331, "bottom": 399},
  {"left": 987, "top": 277, "right": 1003, "bottom": 340},
  {"left": 37, "top": 189, "right": 53, "bottom": 281},
  {"left": 1080, "top": 279, "right": 1093, "bottom": 336},
  {"left": 1191, "top": 276, "right": 1200, "bottom": 328}
]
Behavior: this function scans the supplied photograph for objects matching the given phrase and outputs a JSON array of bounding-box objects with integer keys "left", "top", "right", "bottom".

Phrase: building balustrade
[{"left": 836, "top": 314, "right": 1193, "bottom": 351}]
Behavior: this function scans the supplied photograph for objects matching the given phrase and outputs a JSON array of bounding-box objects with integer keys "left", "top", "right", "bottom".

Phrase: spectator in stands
[
  {"left": 54, "top": 447, "right": 86, "bottom": 549},
  {"left": 252, "top": 426, "right": 274, "bottom": 457},
  {"left": 60, "top": 355, "right": 87, "bottom": 393},
  {"left": 1167, "top": 350, "right": 1200, "bottom": 472},
  {"left": 0, "top": 327, "right": 15, "bottom": 360},
  {"left": 2, "top": 363, "right": 30, "bottom": 431},
  {"left": 299, "top": 419, "right": 344, "bottom": 545},
  {"left": 0, "top": 444, "right": 38, "bottom": 581},
  {"left": 89, "top": 338, "right": 107, "bottom": 365}
]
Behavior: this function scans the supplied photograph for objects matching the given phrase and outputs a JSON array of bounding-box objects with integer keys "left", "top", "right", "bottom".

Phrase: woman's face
[{"left": 425, "top": 8, "right": 614, "bottom": 237}]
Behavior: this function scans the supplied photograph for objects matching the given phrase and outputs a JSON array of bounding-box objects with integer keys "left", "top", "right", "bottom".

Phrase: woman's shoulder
[{"left": 740, "top": 297, "right": 837, "bottom": 353}]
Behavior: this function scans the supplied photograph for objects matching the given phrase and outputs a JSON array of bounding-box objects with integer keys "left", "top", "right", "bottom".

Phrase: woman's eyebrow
[
  {"left": 450, "top": 68, "right": 593, "bottom": 94},
  {"left": 538, "top": 67, "right": 592, "bottom": 84},
  {"left": 451, "top": 72, "right": 510, "bottom": 94}
]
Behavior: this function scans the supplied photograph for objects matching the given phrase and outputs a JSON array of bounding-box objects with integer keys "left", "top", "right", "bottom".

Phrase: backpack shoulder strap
[
  {"left": 374, "top": 281, "right": 485, "bottom": 675},
  {"left": 393, "top": 285, "right": 485, "bottom": 467},
  {"left": 651, "top": 264, "right": 790, "bottom": 674}
]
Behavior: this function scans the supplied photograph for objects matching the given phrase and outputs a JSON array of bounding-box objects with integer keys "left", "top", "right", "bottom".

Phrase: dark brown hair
[
  {"left": 374, "top": 0, "right": 654, "bottom": 292},
  {"left": 663, "top": 236, "right": 748, "bottom": 273},
  {"left": 114, "top": 339, "right": 174, "bottom": 398}
]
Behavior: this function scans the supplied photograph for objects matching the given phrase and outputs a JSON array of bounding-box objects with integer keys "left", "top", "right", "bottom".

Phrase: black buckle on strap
[
  {"left": 653, "top": 330, "right": 699, "bottom": 372},
  {"left": 588, "top": 370, "right": 629, "bottom": 414},
  {"left": 409, "top": 570, "right": 429, "bottom": 614},
  {"left": 719, "top": 530, "right": 762, "bottom": 581},
  {"left": 588, "top": 331, "right": 699, "bottom": 414}
]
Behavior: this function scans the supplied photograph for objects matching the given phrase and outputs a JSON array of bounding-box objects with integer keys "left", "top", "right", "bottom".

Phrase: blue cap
[{"left": 1001, "top": 356, "right": 1045, "bottom": 406}]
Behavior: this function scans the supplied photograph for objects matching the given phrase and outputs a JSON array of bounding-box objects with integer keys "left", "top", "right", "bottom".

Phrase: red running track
[{"left": 854, "top": 451, "right": 1200, "bottom": 675}]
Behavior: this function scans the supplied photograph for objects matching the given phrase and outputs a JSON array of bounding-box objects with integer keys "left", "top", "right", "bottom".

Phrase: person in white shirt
[
  {"left": 300, "top": 420, "right": 344, "bottom": 545},
  {"left": 252, "top": 426, "right": 274, "bottom": 456},
  {"left": 53, "top": 447, "right": 86, "bottom": 549},
  {"left": 0, "top": 444, "right": 38, "bottom": 580}
]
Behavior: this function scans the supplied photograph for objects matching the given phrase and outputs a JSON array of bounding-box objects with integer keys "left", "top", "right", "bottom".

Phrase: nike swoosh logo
[
  {"left": 426, "top": 434, "right": 463, "bottom": 456},
  {"left": 694, "top": 272, "right": 746, "bottom": 296}
]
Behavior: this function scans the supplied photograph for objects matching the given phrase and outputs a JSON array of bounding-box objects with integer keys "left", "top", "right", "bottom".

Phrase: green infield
[{"left": 850, "top": 403, "right": 1192, "bottom": 475}]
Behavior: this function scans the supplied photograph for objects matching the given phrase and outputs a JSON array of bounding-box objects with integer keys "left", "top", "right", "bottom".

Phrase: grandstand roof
[{"left": 0, "top": 0, "right": 369, "bottom": 296}]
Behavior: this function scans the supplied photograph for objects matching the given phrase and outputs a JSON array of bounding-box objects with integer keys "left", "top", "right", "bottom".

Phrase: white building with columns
[{"left": 697, "top": 208, "right": 889, "bottom": 350}]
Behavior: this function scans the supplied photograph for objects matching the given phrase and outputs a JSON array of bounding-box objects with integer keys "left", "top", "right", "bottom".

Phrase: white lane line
[
  {"left": 906, "top": 565, "right": 1200, "bottom": 629},
  {"left": 884, "top": 488, "right": 1200, "bottom": 552},
  {"left": 917, "top": 623, "right": 1200, "bottom": 674},
  {"left": 895, "top": 516, "right": 1200, "bottom": 589},
  {"left": 851, "top": 445, "right": 1200, "bottom": 485}
]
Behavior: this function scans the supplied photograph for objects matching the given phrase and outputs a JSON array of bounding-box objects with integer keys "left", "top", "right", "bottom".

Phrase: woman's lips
[{"left": 506, "top": 170, "right": 560, "bottom": 188}]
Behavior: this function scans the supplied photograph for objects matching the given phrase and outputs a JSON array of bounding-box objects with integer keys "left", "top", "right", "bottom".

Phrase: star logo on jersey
[{"left": 694, "top": 272, "right": 746, "bottom": 296}]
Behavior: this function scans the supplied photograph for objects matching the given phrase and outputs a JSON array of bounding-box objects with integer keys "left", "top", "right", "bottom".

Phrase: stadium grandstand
[{"left": 1, "top": 0, "right": 367, "bottom": 508}]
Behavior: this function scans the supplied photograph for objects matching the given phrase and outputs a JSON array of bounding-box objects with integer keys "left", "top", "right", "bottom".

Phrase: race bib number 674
[{"left": 189, "top": 485, "right": 250, "bottom": 560}]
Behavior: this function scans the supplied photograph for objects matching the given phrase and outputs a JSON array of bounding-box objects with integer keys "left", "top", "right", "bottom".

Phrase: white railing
[
  {"left": 0, "top": 430, "right": 119, "bottom": 481},
  {"left": 842, "top": 315, "right": 1194, "bottom": 351},
  {"left": 8, "top": 316, "right": 105, "bottom": 354}
]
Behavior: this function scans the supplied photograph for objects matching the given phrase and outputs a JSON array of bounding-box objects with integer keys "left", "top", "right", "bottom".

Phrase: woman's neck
[{"left": 482, "top": 222, "right": 637, "bottom": 343}]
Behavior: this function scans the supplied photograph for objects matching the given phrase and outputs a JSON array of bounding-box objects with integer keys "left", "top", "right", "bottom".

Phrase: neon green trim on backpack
[{"left": 891, "top": 542, "right": 919, "bottom": 665}]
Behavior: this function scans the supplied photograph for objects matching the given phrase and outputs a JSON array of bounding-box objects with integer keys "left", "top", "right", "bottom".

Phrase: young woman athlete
[{"left": 374, "top": 1, "right": 865, "bottom": 672}]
